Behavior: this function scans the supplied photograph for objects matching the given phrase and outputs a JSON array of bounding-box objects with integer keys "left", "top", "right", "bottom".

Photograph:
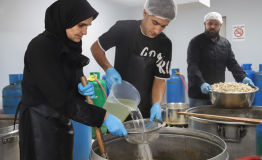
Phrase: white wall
[
  {"left": 81, "top": 0, "right": 135, "bottom": 78},
  {"left": 0, "top": 0, "right": 132, "bottom": 109},
  {"left": 168, "top": 0, "right": 262, "bottom": 79},
  {"left": 1, "top": 0, "right": 261, "bottom": 108}
]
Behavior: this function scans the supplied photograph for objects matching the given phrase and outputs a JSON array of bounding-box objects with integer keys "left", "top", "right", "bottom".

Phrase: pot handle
[
  {"left": 161, "top": 107, "right": 166, "bottom": 112},
  {"left": 2, "top": 134, "right": 19, "bottom": 144},
  {"left": 217, "top": 124, "right": 247, "bottom": 143}
]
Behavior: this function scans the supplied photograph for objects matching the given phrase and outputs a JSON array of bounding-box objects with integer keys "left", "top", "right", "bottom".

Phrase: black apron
[
  {"left": 122, "top": 54, "right": 156, "bottom": 121},
  {"left": 14, "top": 53, "right": 87, "bottom": 160},
  {"left": 119, "top": 30, "right": 158, "bottom": 121},
  {"left": 15, "top": 100, "right": 74, "bottom": 160}
]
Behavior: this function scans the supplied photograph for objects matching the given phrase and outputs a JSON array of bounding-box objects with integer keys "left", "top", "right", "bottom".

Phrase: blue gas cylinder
[
  {"left": 72, "top": 120, "right": 92, "bottom": 160},
  {"left": 257, "top": 124, "right": 262, "bottom": 155},
  {"left": 167, "top": 68, "right": 185, "bottom": 103},
  {"left": 102, "top": 74, "right": 110, "bottom": 97},
  {"left": 254, "top": 64, "right": 262, "bottom": 106},
  {"left": 2, "top": 74, "right": 23, "bottom": 114},
  {"left": 242, "top": 64, "right": 255, "bottom": 82}
]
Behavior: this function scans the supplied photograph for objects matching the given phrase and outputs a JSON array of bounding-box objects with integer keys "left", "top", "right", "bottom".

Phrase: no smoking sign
[
  {"left": 233, "top": 24, "right": 245, "bottom": 41},
  {"left": 234, "top": 28, "right": 244, "bottom": 37}
]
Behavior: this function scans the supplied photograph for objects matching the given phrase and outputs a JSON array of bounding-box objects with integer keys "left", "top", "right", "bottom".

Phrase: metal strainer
[{"left": 123, "top": 119, "right": 164, "bottom": 144}]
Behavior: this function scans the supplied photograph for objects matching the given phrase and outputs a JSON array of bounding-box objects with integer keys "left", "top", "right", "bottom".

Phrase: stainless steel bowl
[
  {"left": 209, "top": 86, "right": 259, "bottom": 108},
  {"left": 161, "top": 103, "right": 189, "bottom": 125}
]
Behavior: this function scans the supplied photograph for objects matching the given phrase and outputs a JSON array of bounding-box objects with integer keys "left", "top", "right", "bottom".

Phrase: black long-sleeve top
[
  {"left": 21, "top": 31, "right": 106, "bottom": 127},
  {"left": 187, "top": 33, "right": 246, "bottom": 100}
]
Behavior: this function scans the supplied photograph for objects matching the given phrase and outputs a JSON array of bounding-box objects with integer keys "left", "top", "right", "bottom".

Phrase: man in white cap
[
  {"left": 91, "top": 0, "right": 177, "bottom": 121},
  {"left": 187, "top": 12, "right": 254, "bottom": 108}
]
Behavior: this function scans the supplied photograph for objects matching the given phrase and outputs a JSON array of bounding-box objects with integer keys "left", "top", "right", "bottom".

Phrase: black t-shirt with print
[{"left": 98, "top": 20, "right": 172, "bottom": 79}]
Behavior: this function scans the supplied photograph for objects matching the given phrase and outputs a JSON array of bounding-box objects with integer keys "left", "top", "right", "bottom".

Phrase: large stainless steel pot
[
  {"left": 90, "top": 127, "right": 229, "bottom": 160},
  {"left": 186, "top": 105, "right": 259, "bottom": 160},
  {"left": 0, "top": 114, "right": 19, "bottom": 160},
  {"left": 161, "top": 103, "right": 189, "bottom": 125},
  {"left": 209, "top": 86, "right": 259, "bottom": 108}
]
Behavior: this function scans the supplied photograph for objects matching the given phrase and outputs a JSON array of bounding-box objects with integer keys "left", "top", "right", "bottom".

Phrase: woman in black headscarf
[{"left": 18, "top": 0, "right": 128, "bottom": 160}]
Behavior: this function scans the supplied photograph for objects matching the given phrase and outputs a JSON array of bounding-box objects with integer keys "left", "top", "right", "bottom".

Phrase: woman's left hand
[{"left": 78, "top": 83, "right": 95, "bottom": 99}]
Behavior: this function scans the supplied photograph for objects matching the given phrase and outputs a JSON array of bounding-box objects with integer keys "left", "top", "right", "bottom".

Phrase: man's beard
[{"left": 205, "top": 28, "right": 220, "bottom": 39}]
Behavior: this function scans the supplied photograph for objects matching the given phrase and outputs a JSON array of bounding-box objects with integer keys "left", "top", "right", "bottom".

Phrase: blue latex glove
[
  {"left": 103, "top": 113, "right": 128, "bottom": 138},
  {"left": 200, "top": 83, "right": 212, "bottom": 94},
  {"left": 78, "top": 83, "right": 95, "bottom": 99},
  {"left": 243, "top": 77, "right": 254, "bottom": 86},
  {"left": 106, "top": 68, "right": 122, "bottom": 89},
  {"left": 149, "top": 103, "right": 161, "bottom": 122}
]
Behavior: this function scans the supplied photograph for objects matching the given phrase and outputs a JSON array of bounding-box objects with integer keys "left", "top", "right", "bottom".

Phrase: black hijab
[{"left": 45, "top": 0, "right": 98, "bottom": 67}]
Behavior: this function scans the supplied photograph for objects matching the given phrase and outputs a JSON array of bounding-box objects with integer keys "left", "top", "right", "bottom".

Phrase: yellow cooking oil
[{"left": 103, "top": 98, "right": 137, "bottom": 122}]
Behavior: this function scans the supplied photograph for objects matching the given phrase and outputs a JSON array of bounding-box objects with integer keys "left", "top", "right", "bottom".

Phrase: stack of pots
[
  {"left": 186, "top": 81, "right": 260, "bottom": 159},
  {"left": 0, "top": 110, "right": 19, "bottom": 160}
]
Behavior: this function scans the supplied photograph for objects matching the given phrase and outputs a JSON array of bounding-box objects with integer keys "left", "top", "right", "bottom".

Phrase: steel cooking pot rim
[
  {"left": 161, "top": 103, "right": 189, "bottom": 109},
  {"left": 209, "top": 86, "right": 259, "bottom": 94},
  {"left": 161, "top": 128, "right": 229, "bottom": 160},
  {"left": 90, "top": 127, "right": 229, "bottom": 160},
  {"left": 0, "top": 124, "right": 19, "bottom": 138},
  {"left": 0, "top": 130, "right": 18, "bottom": 138},
  {"left": 185, "top": 106, "right": 257, "bottom": 125}
]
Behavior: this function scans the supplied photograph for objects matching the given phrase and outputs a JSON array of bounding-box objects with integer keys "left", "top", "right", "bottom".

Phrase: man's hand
[
  {"left": 149, "top": 103, "right": 161, "bottom": 122},
  {"left": 200, "top": 83, "right": 212, "bottom": 94},
  {"left": 242, "top": 77, "right": 254, "bottom": 86},
  {"left": 106, "top": 68, "right": 122, "bottom": 89}
]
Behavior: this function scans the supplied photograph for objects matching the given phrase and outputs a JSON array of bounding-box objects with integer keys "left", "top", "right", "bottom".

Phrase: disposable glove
[
  {"left": 106, "top": 68, "right": 122, "bottom": 89},
  {"left": 78, "top": 83, "right": 95, "bottom": 99},
  {"left": 149, "top": 103, "right": 161, "bottom": 122},
  {"left": 200, "top": 83, "right": 212, "bottom": 94},
  {"left": 242, "top": 77, "right": 254, "bottom": 86},
  {"left": 103, "top": 113, "right": 128, "bottom": 138}
]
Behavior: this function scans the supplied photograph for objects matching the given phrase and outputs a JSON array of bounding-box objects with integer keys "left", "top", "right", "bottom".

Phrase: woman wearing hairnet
[
  {"left": 17, "top": 0, "right": 128, "bottom": 160},
  {"left": 91, "top": 0, "right": 177, "bottom": 122}
]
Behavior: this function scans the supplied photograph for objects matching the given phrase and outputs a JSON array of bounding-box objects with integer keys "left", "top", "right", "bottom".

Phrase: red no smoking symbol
[{"left": 234, "top": 28, "right": 244, "bottom": 37}]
